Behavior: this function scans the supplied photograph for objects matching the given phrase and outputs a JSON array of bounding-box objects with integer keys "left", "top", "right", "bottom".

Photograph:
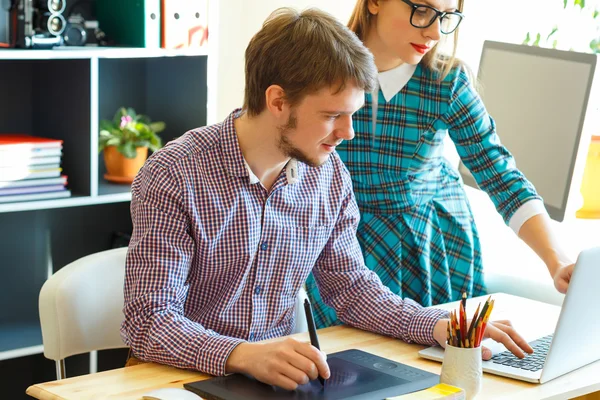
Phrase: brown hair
[
  {"left": 348, "top": 0, "right": 465, "bottom": 80},
  {"left": 243, "top": 7, "right": 378, "bottom": 116}
]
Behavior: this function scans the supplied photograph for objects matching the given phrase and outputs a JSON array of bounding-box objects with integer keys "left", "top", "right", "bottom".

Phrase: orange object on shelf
[
  {"left": 576, "top": 136, "right": 600, "bottom": 219},
  {"left": 103, "top": 145, "right": 148, "bottom": 184}
]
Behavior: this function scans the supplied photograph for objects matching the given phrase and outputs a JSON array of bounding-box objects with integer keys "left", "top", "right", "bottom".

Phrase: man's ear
[
  {"left": 367, "top": 0, "right": 381, "bottom": 15},
  {"left": 265, "top": 85, "right": 288, "bottom": 118}
]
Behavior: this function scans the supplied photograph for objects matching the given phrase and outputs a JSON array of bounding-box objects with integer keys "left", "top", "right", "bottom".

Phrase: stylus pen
[{"left": 304, "top": 298, "right": 326, "bottom": 387}]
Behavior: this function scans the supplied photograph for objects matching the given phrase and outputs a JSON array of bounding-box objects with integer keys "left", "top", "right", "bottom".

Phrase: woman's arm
[{"left": 517, "top": 214, "right": 575, "bottom": 293}]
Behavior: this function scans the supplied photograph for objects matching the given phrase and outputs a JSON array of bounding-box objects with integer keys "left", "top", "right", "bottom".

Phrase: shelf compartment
[
  {"left": 97, "top": 55, "right": 208, "bottom": 185},
  {"left": 0, "top": 59, "right": 92, "bottom": 199},
  {"left": 0, "top": 322, "right": 44, "bottom": 360}
]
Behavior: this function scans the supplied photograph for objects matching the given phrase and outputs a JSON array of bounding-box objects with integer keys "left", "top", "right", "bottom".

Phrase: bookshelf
[{"left": 0, "top": 48, "right": 209, "bottom": 382}]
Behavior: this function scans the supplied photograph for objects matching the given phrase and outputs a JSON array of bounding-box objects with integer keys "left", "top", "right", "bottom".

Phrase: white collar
[
  {"left": 243, "top": 158, "right": 299, "bottom": 185},
  {"left": 378, "top": 63, "right": 417, "bottom": 102}
]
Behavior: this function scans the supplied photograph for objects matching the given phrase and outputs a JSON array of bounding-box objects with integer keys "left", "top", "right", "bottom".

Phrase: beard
[{"left": 277, "top": 112, "right": 326, "bottom": 168}]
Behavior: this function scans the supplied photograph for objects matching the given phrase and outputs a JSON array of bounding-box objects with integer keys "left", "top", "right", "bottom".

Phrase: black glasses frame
[{"left": 400, "top": 0, "right": 464, "bottom": 34}]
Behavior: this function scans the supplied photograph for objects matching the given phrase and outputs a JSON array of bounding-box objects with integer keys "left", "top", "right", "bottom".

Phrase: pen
[{"left": 304, "top": 298, "right": 325, "bottom": 387}]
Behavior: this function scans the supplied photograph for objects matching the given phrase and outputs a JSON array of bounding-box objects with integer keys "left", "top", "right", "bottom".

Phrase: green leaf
[
  {"left": 106, "top": 138, "right": 121, "bottom": 147},
  {"left": 99, "top": 120, "right": 114, "bottom": 131},
  {"left": 593, "top": 9, "right": 599, "bottom": 18},
  {"left": 553, "top": 39, "right": 559, "bottom": 49},
  {"left": 523, "top": 32, "right": 531, "bottom": 45},
  {"left": 574, "top": 0, "right": 585, "bottom": 8},
  {"left": 591, "top": 38, "right": 600, "bottom": 53},
  {"left": 533, "top": 33, "right": 541, "bottom": 46},
  {"left": 126, "top": 107, "right": 137, "bottom": 120},
  {"left": 99, "top": 129, "right": 112, "bottom": 138},
  {"left": 564, "top": 0, "right": 568, "bottom": 8},
  {"left": 547, "top": 26, "right": 558, "bottom": 41},
  {"left": 150, "top": 121, "right": 166, "bottom": 133},
  {"left": 118, "top": 142, "right": 138, "bottom": 159}
]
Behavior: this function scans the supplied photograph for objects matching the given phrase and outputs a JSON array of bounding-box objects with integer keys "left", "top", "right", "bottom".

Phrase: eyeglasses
[{"left": 400, "top": 0, "right": 464, "bottom": 34}]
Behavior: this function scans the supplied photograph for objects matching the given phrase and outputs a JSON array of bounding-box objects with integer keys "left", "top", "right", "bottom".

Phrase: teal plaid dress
[{"left": 306, "top": 64, "right": 541, "bottom": 328}]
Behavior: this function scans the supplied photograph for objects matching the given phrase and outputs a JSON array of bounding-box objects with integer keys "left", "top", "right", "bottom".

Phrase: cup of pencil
[{"left": 440, "top": 293, "right": 495, "bottom": 400}]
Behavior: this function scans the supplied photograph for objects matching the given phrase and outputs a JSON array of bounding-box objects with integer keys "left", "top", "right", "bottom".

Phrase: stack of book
[{"left": 0, "top": 134, "right": 71, "bottom": 203}]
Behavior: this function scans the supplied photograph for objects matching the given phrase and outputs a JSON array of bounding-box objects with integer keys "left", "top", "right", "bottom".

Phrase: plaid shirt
[{"left": 121, "top": 109, "right": 449, "bottom": 377}]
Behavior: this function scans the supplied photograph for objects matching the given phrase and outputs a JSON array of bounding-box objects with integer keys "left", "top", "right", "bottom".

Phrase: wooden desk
[{"left": 27, "top": 294, "right": 600, "bottom": 400}]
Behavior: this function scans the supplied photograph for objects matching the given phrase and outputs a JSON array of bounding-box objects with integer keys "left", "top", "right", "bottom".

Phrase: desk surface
[{"left": 26, "top": 294, "right": 600, "bottom": 400}]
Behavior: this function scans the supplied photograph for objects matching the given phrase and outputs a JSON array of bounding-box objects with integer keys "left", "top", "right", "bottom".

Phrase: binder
[
  {"left": 96, "top": 0, "right": 161, "bottom": 48},
  {"left": 161, "top": 0, "right": 208, "bottom": 49}
]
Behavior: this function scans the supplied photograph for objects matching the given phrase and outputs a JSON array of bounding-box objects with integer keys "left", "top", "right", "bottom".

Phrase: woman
[{"left": 306, "top": 0, "right": 575, "bottom": 328}]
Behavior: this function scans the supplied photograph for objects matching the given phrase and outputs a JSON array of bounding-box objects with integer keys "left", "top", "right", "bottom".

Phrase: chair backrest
[
  {"left": 39, "top": 246, "right": 309, "bottom": 362},
  {"left": 39, "top": 247, "right": 128, "bottom": 362},
  {"left": 291, "top": 286, "right": 308, "bottom": 334}
]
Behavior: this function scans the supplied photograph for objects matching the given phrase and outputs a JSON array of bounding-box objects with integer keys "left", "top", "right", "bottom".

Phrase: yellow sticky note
[{"left": 385, "top": 383, "right": 466, "bottom": 399}]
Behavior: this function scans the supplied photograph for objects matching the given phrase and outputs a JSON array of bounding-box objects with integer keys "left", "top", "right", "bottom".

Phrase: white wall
[{"left": 210, "top": 0, "right": 356, "bottom": 123}]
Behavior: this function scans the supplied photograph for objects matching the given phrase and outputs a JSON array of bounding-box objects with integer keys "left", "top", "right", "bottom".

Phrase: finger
[
  {"left": 481, "top": 346, "right": 492, "bottom": 360},
  {"left": 495, "top": 323, "right": 533, "bottom": 354},
  {"left": 287, "top": 351, "right": 319, "bottom": 380},
  {"left": 271, "top": 373, "right": 301, "bottom": 391},
  {"left": 294, "top": 341, "right": 330, "bottom": 379},
  {"left": 491, "top": 320, "right": 513, "bottom": 328},
  {"left": 277, "top": 361, "right": 310, "bottom": 386},
  {"left": 485, "top": 324, "right": 527, "bottom": 358}
]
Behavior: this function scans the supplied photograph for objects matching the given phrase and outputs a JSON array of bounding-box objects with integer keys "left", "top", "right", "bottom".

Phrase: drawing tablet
[{"left": 184, "top": 349, "right": 439, "bottom": 400}]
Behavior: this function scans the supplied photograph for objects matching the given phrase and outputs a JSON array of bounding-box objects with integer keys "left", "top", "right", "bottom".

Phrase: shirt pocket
[{"left": 274, "top": 224, "right": 332, "bottom": 296}]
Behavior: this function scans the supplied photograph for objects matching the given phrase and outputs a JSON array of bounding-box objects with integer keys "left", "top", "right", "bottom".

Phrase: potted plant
[{"left": 99, "top": 107, "right": 165, "bottom": 183}]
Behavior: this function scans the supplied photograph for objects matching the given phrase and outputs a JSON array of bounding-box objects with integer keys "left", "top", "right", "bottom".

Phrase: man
[{"left": 121, "top": 7, "right": 532, "bottom": 391}]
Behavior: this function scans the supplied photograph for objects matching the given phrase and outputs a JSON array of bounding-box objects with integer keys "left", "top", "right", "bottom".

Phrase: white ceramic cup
[{"left": 440, "top": 344, "right": 483, "bottom": 400}]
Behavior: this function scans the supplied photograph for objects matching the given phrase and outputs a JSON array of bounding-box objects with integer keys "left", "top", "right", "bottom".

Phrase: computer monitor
[{"left": 459, "top": 41, "right": 599, "bottom": 221}]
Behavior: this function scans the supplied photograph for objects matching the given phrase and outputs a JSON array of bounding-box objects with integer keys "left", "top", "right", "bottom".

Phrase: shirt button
[
  {"left": 255, "top": 286, "right": 262, "bottom": 295},
  {"left": 260, "top": 242, "right": 268, "bottom": 251}
]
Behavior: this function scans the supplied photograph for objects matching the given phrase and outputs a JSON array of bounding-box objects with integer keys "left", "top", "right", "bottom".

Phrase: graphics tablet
[{"left": 184, "top": 349, "right": 439, "bottom": 400}]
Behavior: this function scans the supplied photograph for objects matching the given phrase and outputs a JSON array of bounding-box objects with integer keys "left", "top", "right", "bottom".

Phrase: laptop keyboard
[{"left": 490, "top": 334, "right": 553, "bottom": 372}]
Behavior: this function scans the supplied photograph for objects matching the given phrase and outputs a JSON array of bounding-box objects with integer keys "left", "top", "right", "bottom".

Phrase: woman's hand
[{"left": 552, "top": 262, "right": 575, "bottom": 294}]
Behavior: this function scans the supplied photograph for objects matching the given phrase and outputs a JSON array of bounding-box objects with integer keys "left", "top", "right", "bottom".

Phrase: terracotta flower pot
[{"left": 103, "top": 145, "right": 148, "bottom": 184}]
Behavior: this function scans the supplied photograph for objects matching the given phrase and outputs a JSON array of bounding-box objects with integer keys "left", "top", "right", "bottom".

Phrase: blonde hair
[
  {"left": 243, "top": 7, "right": 378, "bottom": 116},
  {"left": 348, "top": 0, "right": 465, "bottom": 80}
]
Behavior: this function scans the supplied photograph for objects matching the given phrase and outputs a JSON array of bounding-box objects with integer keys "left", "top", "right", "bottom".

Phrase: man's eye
[{"left": 328, "top": 115, "right": 340, "bottom": 120}]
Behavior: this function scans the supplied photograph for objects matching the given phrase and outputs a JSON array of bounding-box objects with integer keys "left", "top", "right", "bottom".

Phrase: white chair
[
  {"left": 39, "top": 247, "right": 128, "bottom": 379},
  {"left": 39, "top": 247, "right": 308, "bottom": 379}
]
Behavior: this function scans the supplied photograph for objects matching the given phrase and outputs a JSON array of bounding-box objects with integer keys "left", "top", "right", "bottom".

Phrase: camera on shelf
[{"left": 0, "top": 0, "right": 107, "bottom": 49}]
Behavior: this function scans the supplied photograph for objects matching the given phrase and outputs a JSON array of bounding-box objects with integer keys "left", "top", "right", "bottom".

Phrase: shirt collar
[
  {"left": 221, "top": 109, "right": 300, "bottom": 185},
  {"left": 243, "top": 158, "right": 299, "bottom": 185},
  {"left": 378, "top": 63, "right": 417, "bottom": 102}
]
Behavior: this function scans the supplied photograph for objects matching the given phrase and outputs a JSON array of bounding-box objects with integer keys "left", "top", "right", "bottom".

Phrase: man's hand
[
  {"left": 225, "top": 338, "right": 330, "bottom": 390},
  {"left": 552, "top": 262, "right": 574, "bottom": 294},
  {"left": 434, "top": 318, "right": 533, "bottom": 360}
]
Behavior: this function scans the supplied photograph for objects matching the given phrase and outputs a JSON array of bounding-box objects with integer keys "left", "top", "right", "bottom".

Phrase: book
[
  {"left": 386, "top": 384, "right": 466, "bottom": 400},
  {"left": 0, "top": 184, "right": 66, "bottom": 196},
  {"left": 0, "top": 147, "right": 62, "bottom": 158},
  {"left": 96, "top": 0, "right": 161, "bottom": 48},
  {"left": 0, "top": 189, "right": 71, "bottom": 204},
  {"left": 0, "top": 134, "right": 63, "bottom": 150},
  {"left": 0, "top": 156, "right": 62, "bottom": 167},
  {"left": 0, "top": 175, "right": 67, "bottom": 189},
  {"left": 0, "top": 168, "right": 62, "bottom": 182}
]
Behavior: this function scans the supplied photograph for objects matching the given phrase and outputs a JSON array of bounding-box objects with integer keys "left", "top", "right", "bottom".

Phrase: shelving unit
[{"left": 0, "top": 47, "right": 209, "bottom": 376}]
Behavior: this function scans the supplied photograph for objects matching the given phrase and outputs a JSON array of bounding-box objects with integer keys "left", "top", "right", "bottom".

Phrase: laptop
[{"left": 418, "top": 247, "right": 600, "bottom": 383}]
